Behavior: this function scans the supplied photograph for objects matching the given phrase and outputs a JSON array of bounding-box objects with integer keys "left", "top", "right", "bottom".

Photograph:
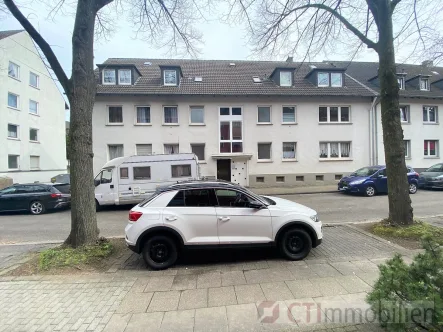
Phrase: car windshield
[
  {"left": 425, "top": 164, "right": 443, "bottom": 172},
  {"left": 350, "top": 167, "right": 380, "bottom": 177}
]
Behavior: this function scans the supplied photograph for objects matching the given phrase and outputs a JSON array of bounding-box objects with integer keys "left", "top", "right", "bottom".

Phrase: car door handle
[
  {"left": 218, "top": 216, "right": 230, "bottom": 222},
  {"left": 165, "top": 216, "right": 177, "bottom": 221}
]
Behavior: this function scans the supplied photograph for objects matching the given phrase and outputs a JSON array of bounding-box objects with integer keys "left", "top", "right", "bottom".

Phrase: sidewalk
[
  {"left": 252, "top": 185, "right": 337, "bottom": 196},
  {"left": 0, "top": 225, "right": 416, "bottom": 332}
]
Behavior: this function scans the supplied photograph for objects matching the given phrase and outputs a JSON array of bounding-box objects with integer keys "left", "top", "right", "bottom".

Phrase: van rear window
[
  {"left": 120, "top": 167, "right": 129, "bottom": 179},
  {"left": 171, "top": 165, "right": 191, "bottom": 177},
  {"left": 134, "top": 166, "right": 151, "bottom": 180}
]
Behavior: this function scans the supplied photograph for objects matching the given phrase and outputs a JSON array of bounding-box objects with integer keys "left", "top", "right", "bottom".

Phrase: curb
[
  {"left": 0, "top": 236, "right": 126, "bottom": 247},
  {"left": 257, "top": 189, "right": 337, "bottom": 196}
]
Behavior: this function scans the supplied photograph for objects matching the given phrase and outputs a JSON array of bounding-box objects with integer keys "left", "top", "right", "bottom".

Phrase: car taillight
[
  {"left": 415, "top": 172, "right": 419, "bottom": 177},
  {"left": 129, "top": 211, "right": 143, "bottom": 222},
  {"left": 50, "top": 193, "right": 62, "bottom": 198}
]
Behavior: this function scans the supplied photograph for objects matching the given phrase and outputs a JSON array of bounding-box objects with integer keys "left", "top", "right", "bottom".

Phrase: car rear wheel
[
  {"left": 29, "top": 201, "right": 45, "bottom": 215},
  {"left": 279, "top": 228, "right": 312, "bottom": 261},
  {"left": 365, "top": 185, "right": 376, "bottom": 197},
  {"left": 142, "top": 235, "right": 178, "bottom": 270},
  {"left": 409, "top": 183, "right": 418, "bottom": 194}
]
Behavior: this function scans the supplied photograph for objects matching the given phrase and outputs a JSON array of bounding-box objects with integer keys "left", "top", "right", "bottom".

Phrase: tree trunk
[
  {"left": 66, "top": 0, "right": 100, "bottom": 246},
  {"left": 376, "top": 0, "right": 413, "bottom": 225}
]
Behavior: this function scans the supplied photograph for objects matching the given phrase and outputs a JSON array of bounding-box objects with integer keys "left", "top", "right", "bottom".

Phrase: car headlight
[
  {"left": 310, "top": 215, "right": 319, "bottom": 222},
  {"left": 350, "top": 179, "right": 365, "bottom": 185},
  {"left": 434, "top": 175, "right": 443, "bottom": 181}
]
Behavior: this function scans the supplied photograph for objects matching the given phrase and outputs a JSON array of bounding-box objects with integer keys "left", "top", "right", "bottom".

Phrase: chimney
[
  {"left": 422, "top": 60, "right": 433, "bottom": 67},
  {"left": 286, "top": 56, "right": 293, "bottom": 62}
]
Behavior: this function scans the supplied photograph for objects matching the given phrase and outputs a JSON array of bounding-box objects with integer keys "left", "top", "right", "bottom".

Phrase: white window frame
[
  {"left": 8, "top": 62, "right": 20, "bottom": 80},
  {"left": 118, "top": 69, "right": 132, "bottom": 85},
  {"left": 134, "top": 106, "right": 151, "bottom": 125},
  {"left": 404, "top": 140, "right": 411, "bottom": 159},
  {"left": 164, "top": 70, "right": 178, "bottom": 86},
  {"left": 282, "top": 142, "right": 297, "bottom": 161},
  {"left": 30, "top": 156, "right": 40, "bottom": 170},
  {"left": 279, "top": 71, "right": 292, "bottom": 87},
  {"left": 191, "top": 143, "right": 205, "bottom": 162},
  {"left": 399, "top": 105, "right": 410, "bottom": 123},
  {"left": 107, "top": 105, "right": 123, "bottom": 125},
  {"left": 189, "top": 106, "right": 205, "bottom": 125},
  {"left": 318, "top": 106, "right": 351, "bottom": 123},
  {"left": 330, "top": 73, "right": 343, "bottom": 87},
  {"left": 102, "top": 69, "right": 116, "bottom": 85},
  {"left": 29, "top": 128, "right": 39, "bottom": 142},
  {"left": 29, "top": 72, "right": 39, "bottom": 88},
  {"left": 282, "top": 106, "right": 296, "bottom": 124},
  {"left": 163, "top": 105, "right": 179, "bottom": 125},
  {"left": 317, "top": 72, "right": 330, "bottom": 87},
  {"left": 423, "top": 106, "right": 438, "bottom": 123},
  {"left": 108, "top": 144, "right": 124, "bottom": 160},
  {"left": 397, "top": 76, "right": 405, "bottom": 90},
  {"left": 257, "top": 142, "right": 272, "bottom": 161},
  {"left": 219, "top": 106, "right": 243, "bottom": 154},
  {"left": 319, "top": 142, "right": 352, "bottom": 160},
  {"left": 257, "top": 106, "right": 272, "bottom": 124},
  {"left": 8, "top": 92, "right": 19, "bottom": 109},
  {"left": 29, "top": 100, "right": 39, "bottom": 115},
  {"left": 135, "top": 144, "right": 152, "bottom": 156},
  {"left": 8, "top": 155, "right": 19, "bottom": 170},
  {"left": 420, "top": 77, "right": 430, "bottom": 91},
  {"left": 424, "top": 140, "right": 439, "bottom": 157},
  {"left": 7, "top": 123, "right": 19, "bottom": 139}
]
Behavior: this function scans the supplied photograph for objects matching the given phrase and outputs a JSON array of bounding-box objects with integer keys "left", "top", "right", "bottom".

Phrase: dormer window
[
  {"left": 164, "top": 70, "right": 178, "bottom": 86},
  {"left": 280, "top": 71, "right": 292, "bottom": 87},
  {"left": 317, "top": 72, "right": 343, "bottom": 87},
  {"left": 103, "top": 69, "right": 116, "bottom": 85},
  {"left": 331, "top": 73, "right": 343, "bottom": 87},
  {"left": 397, "top": 76, "right": 405, "bottom": 90},
  {"left": 420, "top": 77, "right": 430, "bottom": 91},
  {"left": 318, "top": 72, "right": 329, "bottom": 87},
  {"left": 118, "top": 69, "right": 131, "bottom": 85}
]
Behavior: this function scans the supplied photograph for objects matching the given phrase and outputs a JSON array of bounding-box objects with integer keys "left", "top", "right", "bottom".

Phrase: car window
[
  {"left": 53, "top": 184, "right": 70, "bottom": 194},
  {"left": 215, "top": 189, "right": 253, "bottom": 208},
  {"left": 167, "top": 189, "right": 214, "bottom": 207},
  {"left": 0, "top": 187, "right": 17, "bottom": 195},
  {"left": 351, "top": 167, "right": 380, "bottom": 177},
  {"left": 426, "top": 164, "right": 443, "bottom": 172},
  {"left": 101, "top": 169, "right": 113, "bottom": 184},
  {"left": 378, "top": 169, "right": 387, "bottom": 177},
  {"left": 168, "top": 191, "right": 185, "bottom": 207}
]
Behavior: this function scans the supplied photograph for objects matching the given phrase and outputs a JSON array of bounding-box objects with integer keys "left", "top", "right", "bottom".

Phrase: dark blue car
[{"left": 338, "top": 165, "right": 419, "bottom": 197}]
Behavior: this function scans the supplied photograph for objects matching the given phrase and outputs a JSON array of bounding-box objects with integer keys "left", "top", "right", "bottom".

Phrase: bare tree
[
  {"left": 3, "top": 0, "right": 209, "bottom": 247},
  {"left": 226, "top": 0, "right": 442, "bottom": 226}
]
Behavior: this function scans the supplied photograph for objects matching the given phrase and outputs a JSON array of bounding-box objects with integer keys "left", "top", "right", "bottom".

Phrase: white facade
[{"left": 0, "top": 31, "right": 67, "bottom": 183}]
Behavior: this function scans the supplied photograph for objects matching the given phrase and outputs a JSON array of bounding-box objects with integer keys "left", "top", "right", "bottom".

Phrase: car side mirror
[{"left": 249, "top": 201, "right": 265, "bottom": 209}]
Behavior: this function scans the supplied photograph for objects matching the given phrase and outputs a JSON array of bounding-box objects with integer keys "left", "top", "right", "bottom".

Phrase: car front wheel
[
  {"left": 364, "top": 185, "right": 376, "bottom": 197},
  {"left": 30, "top": 201, "right": 45, "bottom": 215},
  {"left": 142, "top": 235, "right": 178, "bottom": 270},
  {"left": 409, "top": 183, "right": 418, "bottom": 194},
  {"left": 279, "top": 228, "right": 312, "bottom": 261}
]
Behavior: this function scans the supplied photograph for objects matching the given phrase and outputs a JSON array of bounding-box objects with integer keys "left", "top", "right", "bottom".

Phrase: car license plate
[{"left": 51, "top": 177, "right": 56, "bottom": 183}]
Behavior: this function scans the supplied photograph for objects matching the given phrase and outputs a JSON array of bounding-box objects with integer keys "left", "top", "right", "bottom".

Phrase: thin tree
[
  {"left": 3, "top": 0, "right": 208, "bottom": 246},
  {"left": 226, "top": 0, "right": 442, "bottom": 225}
]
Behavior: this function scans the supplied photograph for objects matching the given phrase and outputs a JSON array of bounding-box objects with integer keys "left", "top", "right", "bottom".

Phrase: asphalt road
[{"left": 0, "top": 190, "right": 442, "bottom": 244}]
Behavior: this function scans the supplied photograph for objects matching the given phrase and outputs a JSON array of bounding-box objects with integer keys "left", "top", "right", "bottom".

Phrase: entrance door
[{"left": 217, "top": 159, "right": 231, "bottom": 181}]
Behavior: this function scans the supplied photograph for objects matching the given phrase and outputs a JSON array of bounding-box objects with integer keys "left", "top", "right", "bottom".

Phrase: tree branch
[
  {"left": 391, "top": 0, "right": 402, "bottom": 11},
  {"left": 4, "top": 0, "right": 71, "bottom": 93}
]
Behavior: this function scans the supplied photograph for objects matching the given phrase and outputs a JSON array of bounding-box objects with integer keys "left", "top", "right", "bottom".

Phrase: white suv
[{"left": 125, "top": 181, "right": 323, "bottom": 270}]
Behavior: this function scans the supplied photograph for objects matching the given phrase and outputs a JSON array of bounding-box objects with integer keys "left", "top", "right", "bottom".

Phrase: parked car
[
  {"left": 0, "top": 183, "right": 70, "bottom": 215},
  {"left": 418, "top": 163, "right": 443, "bottom": 189},
  {"left": 338, "top": 165, "right": 419, "bottom": 197},
  {"left": 125, "top": 180, "right": 323, "bottom": 270},
  {"left": 50, "top": 173, "right": 70, "bottom": 184}
]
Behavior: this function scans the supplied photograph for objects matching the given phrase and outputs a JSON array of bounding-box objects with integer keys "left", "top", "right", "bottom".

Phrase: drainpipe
[{"left": 369, "top": 97, "right": 378, "bottom": 166}]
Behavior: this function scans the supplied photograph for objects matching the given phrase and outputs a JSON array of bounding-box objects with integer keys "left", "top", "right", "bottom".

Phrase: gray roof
[
  {"left": 96, "top": 58, "right": 375, "bottom": 97},
  {"left": 0, "top": 30, "right": 23, "bottom": 40}
]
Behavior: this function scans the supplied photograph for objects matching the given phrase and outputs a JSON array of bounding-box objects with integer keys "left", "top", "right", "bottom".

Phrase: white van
[{"left": 94, "top": 153, "right": 199, "bottom": 207}]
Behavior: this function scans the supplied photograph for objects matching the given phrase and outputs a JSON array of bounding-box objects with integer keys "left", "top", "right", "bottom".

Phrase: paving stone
[
  {"left": 143, "top": 276, "right": 174, "bottom": 292},
  {"left": 194, "top": 306, "right": 228, "bottom": 332},
  {"left": 286, "top": 298, "right": 328, "bottom": 326},
  {"left": 125, "top": 312, "right": 164, "bottom": 332},
  {"left": 178, "top": 288, "right": 208, "bottom": 310},
  {"left": 160, "top": 309, "right": 195, "bottom": 332},
  {"left": 335, "top": 276, "right": 372, "bottom": 293},
  {"left": 147, "top": 291, "right": 180, "bottom": 312},
  {"left": 308, "top": 264, "right": 342, "bottom": 278},
  {"left": 314, "top": 278, "right": 348, "bottom": 296},
  {"left": 330, "top": 262, "right": 364, "bottom": 276},
  {"left": 244, "top": 269, "right": 272, "bottom": 284},
  {"left": 221, "top": 271, "right": 247, "bottom": 286},
  {"left": 208, "top": 286, "right": 237, "bottom": 307},
  {"left": 197, "top": 272, "right": 222, "bottom": 288},
  {"left": 355, "top": 273, "right": 379, "bottom": 287},
  {"left": 234, "top": 284, "right": 266, "bottom": 304},
  {"left": 115, "top": 292, "right": 153, "bottom": 314},
  {"left": 102, "top": 313, "right": 132, "bottom": 332},
  {"left": 226, "top": 303, "right": 261, "bottom": 332},
  {"left": 171, "top": 275, "right": 197, "bottom": 290},
  {"left": 351, "top": 261, "right": 379, "bottom": 273},
  {"left": 287, "top": 265, "right": 320, "bottom": 280},
  {"left": 286, "top": 280, "right": 323, "bottom": 299},
  {"left": 129, "top": 279, "right": 150, "bottom": 293},
  {"left": 260, "top": 282, "right": 294, "bottom": 301},
  {"left": 314, "top": 296, "right": 363, "bottom": 325}
]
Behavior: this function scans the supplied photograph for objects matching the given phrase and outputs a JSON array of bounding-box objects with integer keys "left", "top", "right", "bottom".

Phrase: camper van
[{"left": 94, "top": 154, "right": 199, "bottom": 207}]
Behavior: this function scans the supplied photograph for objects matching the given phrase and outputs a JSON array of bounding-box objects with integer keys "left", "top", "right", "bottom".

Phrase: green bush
[
  {"left": 372, "top": 220, "right": 443, "bottom": 245},
  {"left": 367, "top": 236, "right": 443, "bottom": 331}
]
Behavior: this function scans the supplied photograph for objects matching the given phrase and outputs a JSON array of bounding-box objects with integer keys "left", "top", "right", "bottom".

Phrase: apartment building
[
  {"left": 0, "top": 30, "right": 67, "bottom": 183},
  {"left": 92, "top": 58, "right": 443, "bottom": 187}
]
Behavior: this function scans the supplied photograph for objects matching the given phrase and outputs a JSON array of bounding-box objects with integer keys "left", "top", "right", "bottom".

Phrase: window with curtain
[
  {"left": 8, "top": 155, "right": 19, "bottom": 169},
  {"left": 164, "top": 144, "right": 179, "bottom": 154},
  {"left": 423, "top": 106, "right": 437, "bottom": 123},
  {"left": 30, "top": 72, "right": 39, "bottom": 88},
  {"left": 118, "top": 69, "right": 131, "bottom": 85},
  {"left": 103, "top": 69, "right": 116, "bottom": 84},
  {"left": 30, "top": 156, "right": 40, "bottom": 170},
  {"left": 400, "top": 106, "right": 409, "bottom": 123},
  {"left": 424, "top": 140, "right": 438, "bottom": 156},
  {"left": 164, "top": 70, "right": 177, "bottom": 85},
  {"left": 420, "top": 78, "right": 430, "bottom": 90},
  {"left": 8, "top": 124, "right": 18, "bottom": 138},
  {"left": 282, "top": 106, "right": 296, "bottom": 123},
  {"left": 29, "top": 100, "right": 38, "bottom": 115},
  {"left": 317, "top": 72, "right": 329, "bottom": 86},
  {"left": 8, "top": 93, "right": 18, "bottom": 108},
  {"left": 257, "top": 143, "right": 271, "bottom": 160},
  {"left": 404, "top": 140, "right": 411, "bottom": 158},
  {"left": 280, "top": 71, "right": 292, "bottom": 86},
  {"left": 283, "top": 142, "right": 296, "bottom": 159},
  {"left": 164, "top": 106, "right": 178, "bottom": 123},
  {"left": 171, "top": 165, "right": 192, "bottom": 177},
  {"left": 8, "top": 62, "right": 19, "bottom": 79},
  {"left": 108, "top": 106, "right": 123, "bottom": 123},
  {"left": 136, "top": 106, "right": 150, "bottom": 123},
  {"left": 331, "top": 73, "right": 343, "bottom": 87},
  {"left": 319, "top": 142, "right": 351, "bottom": 159},
  {"left": 258, "top": 106, "right": 271, "bottom": 123},
  {"left": 136, "top": 144, "right": 152, "bottom": 155},
  {"left": 319, "top": 106, "right": 350, "bottom": 123},
  {"left": 191, "top": 144, "right": 205, "bottom": 161},
  {"left": 190, "top": 106, "right": 204, "bottom": 124},
  {"left": 133, "top": 167, "right": 151, "bottom": 180},
  {"left": 108, "top": 145, "right": 123, "bottom": 160}
]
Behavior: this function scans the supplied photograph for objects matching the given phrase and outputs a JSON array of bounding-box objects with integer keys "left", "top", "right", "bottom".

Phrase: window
[
  {"left": 316, "top": 175, "right": 324, "bottom": 181},
  {"left": 133, "top": 166, "right": 151, "bottom": 180},
  {"left": 424, "top": 140, "right": 439, "bottom": 157},
  {"left": 8, "top": 124, "right": 18, "bottom": 139},
  {"left": 256, "top": 177, "right": 264, "bottom": 183},
  {"left": 136, "top": 144, "right": 152, "bottom": 156},
  {"left": 397, "top": 76, "right": 405, "bottom": 90},
  {"left": 282, "top": 106, "right": 296, "bottom": 123},
  {"left": 318, "top": 72, "right": 329, "bottom": 87},
  {"left": 280, "top": 71, "right": 292, "bottom": 87},
  {"left": 136, "top": 106, "right": 150, "bottom": 124},
  {"left": 30, "top": 72, "right": 39, "bottom": 88},
  {"left": 30, "top": 128, "right": 38, "bottom": 142},
  {"left": 420, "top": 77, "right": 430, "bottom": 91},
  {"left": 319, "top": 106, "right": 350, "bottom": 123},
  {"left": 8, "top": 62, "right": 19, "bottom": 79},
  {"left": 276, "top": 176, "right": 285, "bottom": 182},
  {"left": 103, "top": 69, "right": 116, "bottom": 84},
  {"left": 404, "top": 140, "right": 411, "bottom": 158},
  {"left": 29, "top": 100, "right": 38, "bottom": 115},
  {"left": 219, "top": 107, "right": 243, "bottom": 153},
  {"left": 164, "top": 70, "right": 177, "bottom": 85},
  {"left": 171, "top": 164, "right": 191, "bottom": 177},
  {"left": 216, "top": 189, "right": 253, "bottom": 207},
  {"left": 257, "top": 106, "right": 271, "bottom": 123},
  {"left": 8, "top": 155, "right": 19, "bottom": 169},
  {"left": 400, "top": 106, "right": 409, "bottom": 123},
  {"left": 423, "top": 106, "right": 438, "bottom": 123},
  {"left": 319, "top": 142, "right": 351, "bottom": 159},
  {"left": 296, "top": 176, "right": 304, "bottom": 181},
  {"left": 108, "top": 144, "right": 123, "bottom": 160},
  {"left": 220, "top": 107, "right": 230, "bottom": 116},
  {"left": 8, "top": 93, "right": 18, "bottom": 109},
  {"left": 164, "top": 106, "right": 178, "bottom": 124},
  {"left": 118, "top": 69, "right": 131, "bottom": 85},
  {"left": 283, "top": 142, "right": 296, "bottom": 159},
  {"left": 258, "top": 143, "right": 271, "bottom": 160},
  {"left": 331, "top": 73, "right": 343, "bottom": 87},
  {"left": 95, "top": 169, "right": 113, "bottom": 185},
  {"left": 108, "top": 106, "right": 123, "bottom": 124},
  {"left": 120, "top": 168, "right": 129, "bottom": 179},
  {"left": 30, "top": 156, "right": 40, "bottom": 170},
  {"left": 190, "top": 106, "right": 204, "bottom": 124},
  {"left": 167, "top": 190, "right": 213, "bottom": 207},
  {"left": 191, "top": 144, "right": 205, "bottom": 161},
  {"left": 232, "top": 107, "right": 242, "bottom": 115},
  {"left": 164, "top": 144, "right": 179, "bottom": 154}
]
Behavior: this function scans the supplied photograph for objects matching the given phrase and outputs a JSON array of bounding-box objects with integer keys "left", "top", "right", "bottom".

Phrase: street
[{"left": 0, "top": 190, "right": 441, "bottom": 244}]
